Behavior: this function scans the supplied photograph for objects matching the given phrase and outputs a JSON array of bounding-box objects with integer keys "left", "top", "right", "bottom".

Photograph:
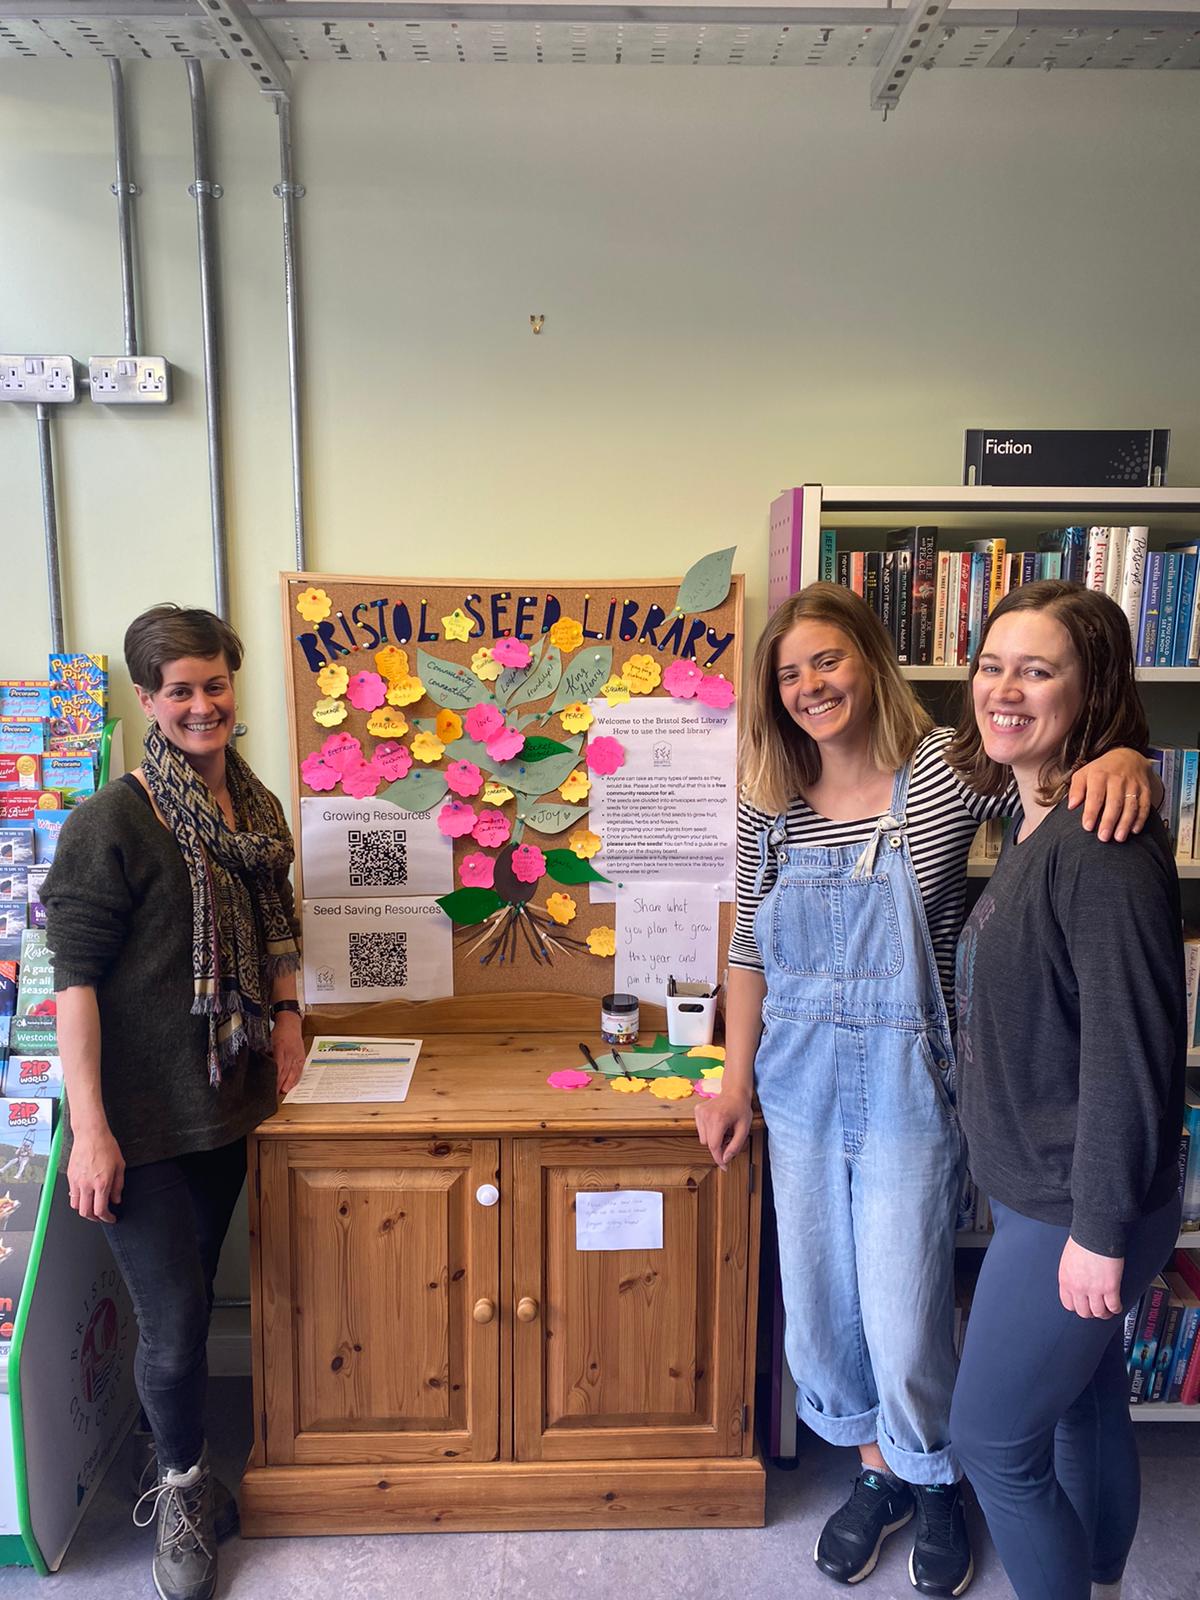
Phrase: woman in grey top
[{"left": 43, "top": 605, "right": 304, "bottom": 1600}]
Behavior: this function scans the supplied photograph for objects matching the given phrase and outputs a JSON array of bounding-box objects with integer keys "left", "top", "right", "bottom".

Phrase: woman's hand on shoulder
[
  {"left": 1059, "top": 1236, "right": 1124, "bottom": 1319},
  {"left": 1067, "top": 749, "right": 1158, "bottom": 842},
  {"left": 271, "top": 1011, "right": 306, "bottom": 1097},
  {"left": 68, "top": 1124, "right": 125, "bottom": 1223},
  {"left": 694, "top": 1087, "right": 752, "bottom": 1171}
]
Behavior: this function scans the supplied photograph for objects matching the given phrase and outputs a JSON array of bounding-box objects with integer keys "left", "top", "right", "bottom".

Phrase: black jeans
[{"left": 101, "top": 1138, "right": 247, "bottom": 1472}]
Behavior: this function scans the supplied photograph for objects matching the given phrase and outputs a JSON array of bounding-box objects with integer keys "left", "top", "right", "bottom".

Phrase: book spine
[
  {"left": 967, "top": 553, "right": 987, "bottom": 661},
  {"left": 893, "top": 552, "right": 913, "bottom": 664},
  {"left": 1129, "top": 1281, "right": 1168, "bottom": 1402},
  {"left": 880, "top": 552, "right": 895, "bottom": 642},
  {"left": 1175, "top": 1248, "right": 1200, "bottom": 1300},
  {"left": 1021, "top": 550, "right": 1037, "bottom": 586},
  {"left": 1189, "top": 564, "right": 1200, "bottom": 668},
  {"left": 837, "top": 550, "right": 851, "bottom": 590},
  {"left": 864, "top": 551, "right": 882, "bottom": 616},
  {"left": 1085, "top": 527, "right": 1110, "bottom": 591},
  {"left": 1167, "top": 1305, "right": 1200, "bottom": 1403},
  {"left": 1063, "top": 526, "right": 1088, "bottom": 584},
  {"left": 987, "top": 538, "right": 1006, "bottom": 614},
  {"left": 1149, "top": 1301, "right": 1183, "bottom": 1401},
  {"left": 932, "top": 552, "right": 951, "bottom": 668},
  {"left": 1123, "top": 1294, "right": 1144, "bottom": 1361},
  {"left": 1183, "top": 938, "right": 1200, "bottom": 1053},
  {"left": 1105, "top": 527, "right": 1128, "bottom": 603},
  {"left": 1181, "top": 1308, "right": 1200, "bottom": 1405},
  {"left": 1177, "top": 750, "right": 1199, "bottom": 862},
  {"left": 1155, "top": 553, "right": 1181, "bottom": 667},
  {"left": 912, "top": 526, "right": 938, "bottom": 665},
  {"left": 850, "top": 550, "right": 866, "bottom": 598},
  {"left": 1120, "top": 526, "right": 1150, "bottom": 641},
  {"left": 1173, "top": 552, "right": 1198, "bottom": 667},
  {"left": 956, "top": 555, "right": 971, "bottom": 667},
  {"left": 1138, "top": 552, "right": 1164, "bottom": 667},
  {"left": 819, "top": 528, "right": 838, "bottom": 584}
]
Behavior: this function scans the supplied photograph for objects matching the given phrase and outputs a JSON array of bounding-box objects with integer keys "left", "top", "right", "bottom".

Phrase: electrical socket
[
  {"left": 88, "top": 356, "right": 172, "bottom": 406},
  {"left": 0, "top": 355, "right": 79, "bottom": 404}
]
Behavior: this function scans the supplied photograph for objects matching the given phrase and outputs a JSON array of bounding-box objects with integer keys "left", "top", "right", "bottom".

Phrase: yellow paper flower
[
  {"left": 442, "top": 608, "right": 473, "bottom": 643},
  {"left": 374, "top": 645, "right": 409, "bottom": 683},
  {"left": 295, "top": 586, "right": 331, "bottom": 624},
  {"left": 599, "top": 675, "right": 630, "bottom": 708},
  {"left": 621, "top": 653, "right": 662, "bottom": 695},
  {"left": 549, "top": 617, "right": 585, "bottom": 653},
  {"left": 312, "top": 696, "right": 348, "bottom": 727},
  {"left": 435, "top": 708, "right": 464, "bottom": 744},
  {"left": 410, "top": 730, "right": 445, "bottom": 764},
  {"left": 386, "top": 674, "right": 425, "bottom": 707},
  {"left": 700, "top": 1065, "right": 725, "bottom": 1081},
  {"left": 481, "top": 780, "right": 515, "bottom": 807},
  {"left": 649, "top": 1075, "right": 694, "bottom": 1101},
  {"left": 558, "top": 768, "right": 591, "bottom": 803},
  {"left": 559, "top": 702, "right": 594, "bottom": 735},
  {"left": 316, "top": 663, "right": 349, "bottom": 698},
  {"left": 610, "top": 1075, "right": 648, "bottom": 1095},
  {"left": 586, "top": 925, "right": 616, "bottom": 958},
  {"left": 545, "top": 892, "right": 577, "bottom": 926},
  {"left": 569, "top": 827, "right": 602, "bottom": 860},
  {"left": 470, "top": 647, "right": 503, "bottom": 683},
  {"left": 687, "top": 1044, "right": 726, "bottom": 1061},
  {"left": 367, "top": 706, "right": 409, "bottom": 739}
]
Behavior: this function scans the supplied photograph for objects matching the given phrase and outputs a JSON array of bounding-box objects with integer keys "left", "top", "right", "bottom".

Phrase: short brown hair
[
  {"left": 124, "top": 604, "right": 244, "bottom": 693},
  {"left": 946, "top": 579, "right": 1148, "bottom": 803},
  {"left": 740, "top": 583, "right": 932, "bottom": 813}
]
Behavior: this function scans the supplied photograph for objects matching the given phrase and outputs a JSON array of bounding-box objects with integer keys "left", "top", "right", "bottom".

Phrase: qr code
[
  {"left": 348, "top": 931, "right": 409, "bottom": 991},
  {"left": 347, "top": 828, "right": 408, "bottom": 888}
]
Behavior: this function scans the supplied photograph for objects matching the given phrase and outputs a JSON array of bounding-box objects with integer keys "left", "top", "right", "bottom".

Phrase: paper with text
[
  {"left": 575, "top": 1189, "right": 664, "bottom": 1252},
  {"left": 300, "top": 796, "right": 452, "bottom": 899},
  {"left": 301, "top": 897, "right": 452, "bottom": 1003},
  {"left": 614, "top": 885, "right": 719, "bottom": 1004}
]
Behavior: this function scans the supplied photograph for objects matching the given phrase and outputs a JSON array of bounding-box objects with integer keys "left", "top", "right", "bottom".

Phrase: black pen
[
  {"left": 610, "top": 1047, "right": 634, "bottom": 1080},
  {"left": 579, "top": 1041, "right": 601, "bottom": 1073}
]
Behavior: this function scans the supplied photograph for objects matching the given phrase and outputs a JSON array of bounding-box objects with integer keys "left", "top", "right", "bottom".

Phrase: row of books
[
  {"left": 818, "top": 524, "right": 1200, "bottom": 668},
  {"left": 1127, "top": 1250, "right": 1200, "bottom": 1405},
  {"left": 1185, "top": 934, "right": 1200, "bottom": 1059},
  {"left": 1154, "top": 752, "right": 1200, "bottom": 864}
]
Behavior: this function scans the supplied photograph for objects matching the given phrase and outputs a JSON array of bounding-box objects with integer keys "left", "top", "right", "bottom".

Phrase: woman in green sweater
[{"left": 42, "top": 605, "right": 303, "bottom": 1600}]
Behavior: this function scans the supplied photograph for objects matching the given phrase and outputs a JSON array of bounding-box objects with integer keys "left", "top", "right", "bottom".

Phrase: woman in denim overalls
[{"left": 696, "top": 584, "right": 1156, "bottom": 1596}]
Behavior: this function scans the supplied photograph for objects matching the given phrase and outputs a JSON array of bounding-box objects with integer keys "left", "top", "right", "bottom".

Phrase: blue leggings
[{"left": 950, "top": 1195, "right": 1181, "bottom": 1600}]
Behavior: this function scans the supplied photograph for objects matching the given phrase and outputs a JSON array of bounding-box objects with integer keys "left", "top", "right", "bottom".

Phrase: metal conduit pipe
[
  {"left": 185, "top": 59, "right": 230, "bottom": 621},
  {"left": 275, "top": 95, "right": 306, "bottom": 571},
  {"left": 109, "top": 59, "right": 139, "bottom": 359},
  {"left": 36, "top": 404, "right": 66, "bottom": 655}
]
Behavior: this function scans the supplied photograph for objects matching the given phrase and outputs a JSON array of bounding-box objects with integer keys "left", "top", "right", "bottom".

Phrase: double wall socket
[
  {"left": 0, "top": 356, "right": 79, "bottom": 403},
  {"left": 88, "top": 356, "right": 172, "bottom": 406}
]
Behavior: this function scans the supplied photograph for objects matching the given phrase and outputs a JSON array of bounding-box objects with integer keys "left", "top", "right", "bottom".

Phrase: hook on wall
[{"left": 530, "top": 314, "right": 545, "bottom": 335}]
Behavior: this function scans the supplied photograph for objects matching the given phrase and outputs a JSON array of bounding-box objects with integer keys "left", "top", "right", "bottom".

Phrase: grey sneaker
[
  {"left": 133, "top": 1431, "right": 239, "bottom": 1543},
  {"left": 133, "top": 1452, "right": 217, "bottom": 1600}
]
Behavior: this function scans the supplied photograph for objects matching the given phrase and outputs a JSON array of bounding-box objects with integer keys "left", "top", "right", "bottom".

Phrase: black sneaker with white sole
[
  {"left": 909, "top": 1482, "right": 974, "bottom": 1596},
  {"left": 815, "top": 1470, "right": 916, "bottom": 1584}
]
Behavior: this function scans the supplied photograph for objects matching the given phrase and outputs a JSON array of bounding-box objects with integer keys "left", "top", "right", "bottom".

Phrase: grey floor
[{"left": 5, "top": 1380, "right": 1198, "bottom": 1599}]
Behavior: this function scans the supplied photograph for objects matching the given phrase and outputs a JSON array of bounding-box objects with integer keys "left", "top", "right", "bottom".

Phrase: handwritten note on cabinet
[{"left": 575, "top": 1189, "right": 664, "bottom": 1252}]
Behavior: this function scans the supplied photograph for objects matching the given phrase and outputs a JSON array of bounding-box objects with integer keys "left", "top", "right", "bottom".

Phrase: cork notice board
[{"left": 281, "top": 567, "right": 743, "bottom": 1004}]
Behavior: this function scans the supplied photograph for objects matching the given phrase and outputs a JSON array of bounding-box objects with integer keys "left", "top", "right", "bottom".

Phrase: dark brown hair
[
  {"left": 946, "top": 579, "right": 1148, "bottom": 803},
  {"left": 124, "top": 604, "right": 244, "bottom": 693}
]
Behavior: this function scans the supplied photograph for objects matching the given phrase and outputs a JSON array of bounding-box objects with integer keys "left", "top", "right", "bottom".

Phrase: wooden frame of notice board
[{"left": 280, "top": 569, "right": 743, "bottom": 1008}]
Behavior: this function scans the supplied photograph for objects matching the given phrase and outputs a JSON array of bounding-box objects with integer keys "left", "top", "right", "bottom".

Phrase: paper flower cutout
[
  {"left": 441, "top": 608, "right": 473, "bottom": 643},
  {"left": 545, "top": 892, "right": 577, "bottom": 925},
  {"left": 371, "top": 741, "right": 413, "bottom": 782},
  {"left": 295, "top": 586, "right": 331, "bottom": 623},
  {"left": 438, "top": 800, "right": 479, "bottom": 838},
  {"left": 367, "top": 706, "right": 409, "bottom": 739},
  {"left": 599, "top": 675, "right": 631, "bottom": 708},
  {"left": 300, "top": 752, "right": 340, "bottom": 792},
  {"left": 480, "top": 780, "right": 515, "bottom": 807},
  {"left": 492, "top": 637, "right": 531, "bottom": 669},
  {"left": 692, "top": 1076, "right": 722, "bottom": 1099},
  {"left": 316, "top": 663, "right": 349, "bottom": 699},
  {"left": 472, "top": 809, "right": 512, "bottom": 848},
  {"left": 486, "top": 725, "right": 525, "bottom": 762},
  {"left": 663, "top": 659, "right": 703, "bottom": 699},
  {"left": 549, "top": 617, "right": 584, "bottom": 653},
  {"left": 386, "top": 674, "right": 425, "bottom": 707},
  {"left": 586, "top": 925, "right": 616, "bottom": 957},
  {"left": 568, "top": 827, "right": 602, "bottom": 860},
  {"left": 459, "top": 852, "right": 496, "bottom": 889},
  {"left": 558, "top": 768, "right": 591, "bottom": 803},
  {"left": 346, "top": 671, "right": 387, "bottom": 712},
  {"left": 445, "top": 759, "right": 483, "bottom": 798},
  {"left": 586, "top": 737, "right": 625, "bottom": 776},
  {"left": 411, "top": 730, "right": 445, "bottom": 764},
  {"left": 470, "top": 646, "right": 503, "bottom": 683},
  {"left": 610, "top": 1075, "right": 648, "bottom": 1095},
  {"left": 697, "top": 673, "right": 736, "bottom": 709},
  {"left": 687, "top": 1044, "right": 726, "bottom": 1061},
  {"left": 700, "top": 1064, "right": 725, "bottom": 1078},
  {"left": 621, "top": 654, "right": 662, "bottom": 695},
  {"left": 313, "top": 696, "right": 348, "bottom": 727},
  {"left": 547, "top": 1068, "right": 592, "bottom": 1091},
  {"left": 559, "top": 702, "right": 594, "bottom": 735},
  {"left": 436, "top": 708, "right": 464, "bottom": 745},
  {"left": 374, "top": 645, "right": 409, "bottom": 683},
  {"left": 511, "top": 843, "right": 546, "bottom": 884},
  {"left": 465, "top": 702, "right": 504, "bottom": 743},
  {"left": 321, "top": 731, "right": 362, "bottom": 770},
  {"left": 649, "top": 1075, "right": 694, "bottom": 1101},
  {"left": 342, "top": 759, "right": 382, "bottom": 799}
]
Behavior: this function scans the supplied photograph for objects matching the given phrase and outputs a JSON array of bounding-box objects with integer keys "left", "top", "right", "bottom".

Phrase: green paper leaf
[
  {"left": 378, "top": 769, "right": 448, "bottom": 814},
  {"left": 416, "top": 648, "right": 495, "bottom": 710},
  {"left": 544, "top": 848, "right": 609, "bottom": 886},
  {"left": 673, "top": 546, "right": 736, "bottom": 617},
  {"left": 437, "top": 887, "right": 504, "bottom": 926},
  {"left": 521, "top": 800, "right": 590, "bottom": 836},
  {"left": 547, "top": 645, "right": 613, "bottom": 717},
  {"left": 594, "top": 1049, "right": 676, "bottom": 1078},
  {"left": 498, "top": 642, "right": 562, "bottom": 711},
  {"left": 495, "top": 744, "right": 583, "bottom": 798},
  {"left": 520, "top": 735, "right": 571, "bottom": 763}
]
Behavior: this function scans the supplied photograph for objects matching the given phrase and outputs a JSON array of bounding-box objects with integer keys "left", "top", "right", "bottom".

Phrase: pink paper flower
[
  {"left": 459, "top": 852, "right": 496, "bottom": 889},
  {"left": 696, "top": 673, "right": 736, "bottom": 709},
  {"left": 371, "top": 741, "right": 413, "bottom": 783},
  {"left": 346, "top": 671, "right": 388, "bottom": 712},
  {"left": 300, "top": 752, "right": 340, "bottom": 792},
  {"left": 663, "top": 658, "right": 703, "bottom": 699},
  {"left": 445, "top": 759, "right": 483, "bottom": 797},
  {"left": 341, "top": 759, "right": 382, "bottom": 799},
  {"left": 485, "top": 725, "right": 525, "bottom": 763},
  {"left": 511, "top": 843, "right": 546, "bottom": 884},
  {"left": 546, "top": 1068, "right": 592, "bottom": 1091},
  {"left": 437, "top": 800, "right": 479, "bottom": 838},
  {"left": 464, "top": 702, "right": 504, "bottom": 743},
  {"left": 320, "top": 732, "right": 364, "bottom": 773},
  {"left": 586, "top": 736, "right": 625, "bottom": 777},
  {"left": 471, "top": 809, "right": 511, "bottom": 849},
  {"left": 692, "top": 1077, "right": 723, "bottom": 1099},
  {"left": 492, "top": 637, "right": 531, "bottom": 669}
]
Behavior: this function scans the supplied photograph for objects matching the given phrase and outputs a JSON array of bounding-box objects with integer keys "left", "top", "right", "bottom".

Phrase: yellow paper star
[
  {"left": 435, "top": 708, "right": 463, "bottom": 744},
  {"left": 470, "top": 647, "right": 503, "bottom": 683},
  {"left": 686, "top": 1044, "right": 726, "bottom": 1061},
  {"left": 410, "top": 730, "right": 445, "bottom": 764},
  {"left": 366, "top": 706, "right": 409, "bottom": 739},
  {"left": 441, "top": 608, "right": 473, "bottom": 643},
  {"left": 374, "top": 645, "right": 409, "bottom": 683},
  {"left": 558, "top": 768, "right": 591, "bottom": 803},
  {"left": 549, "top": 617, "right": 585, "bottom": 653},
  {"left": 599, "top": 675, "right": 630, "bottom": 708},
  {"left": 386, "top": 674, "right": 425, "bottom": 707},
  {"left": 480, "top": 780, "right": 515, "bottom": 807},
  {"left": 620, "top": 653, "right": 662, "bottom": 695},
  {"left": 585, "top": 925, "right": 616, "bottom": 957},
  {"left": 568, "top": 827, "right": 602, "bottom": 860},
  {"left": 316, "top": 663, "right": 349, "bottom": 698},
  {"left": 295, "top": 586, "right": 331, "bottom": 624},
  {"left": 559, "top": 702, "right": 594, "bottom": 735},
  {"left": 649, "top": 1076, "right": 694, "bottom": 1100},
  {"left": 700, "top": 1065, "right": 725, "bottom": 1081},
  {"left": 545, "top": 892, "right": 577, "bottom": 926},
  {"left": 312, "top": 696, "right": 348, "bottom": 727},
  {"left": 610, "top": 1075, "right": 648, "bottom": 1095}
]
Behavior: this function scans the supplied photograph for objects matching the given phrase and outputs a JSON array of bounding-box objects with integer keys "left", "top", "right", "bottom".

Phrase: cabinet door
[
  {"left": 512, "top": 1135, "right": 752, "bottom": 1461},
  {"left": 257, "top": 1137, "right": 499, "bottom": 1464}
]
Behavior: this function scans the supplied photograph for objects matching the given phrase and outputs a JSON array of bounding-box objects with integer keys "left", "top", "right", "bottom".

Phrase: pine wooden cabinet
[{"left": 241, "top": 1005, "right": 765, "bottom": 1535}]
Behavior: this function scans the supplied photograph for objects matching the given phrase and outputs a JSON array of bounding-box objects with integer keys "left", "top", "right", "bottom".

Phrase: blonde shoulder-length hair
[{"left": 740, "top": 583, "right": 932, "bottom": 813}]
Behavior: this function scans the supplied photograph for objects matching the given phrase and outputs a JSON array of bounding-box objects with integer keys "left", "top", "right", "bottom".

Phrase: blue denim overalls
[{"left": 753, "top": 759, "right": 963, "bottom": 1484}]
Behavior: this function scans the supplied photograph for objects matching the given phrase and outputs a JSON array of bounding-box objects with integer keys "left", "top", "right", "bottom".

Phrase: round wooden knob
[
  {"left": 472, "top": 1297, "right": 495, "bottom": 1324},
  {"left": 516, "top": 1296, "right": 539, "bottom": 1323}
]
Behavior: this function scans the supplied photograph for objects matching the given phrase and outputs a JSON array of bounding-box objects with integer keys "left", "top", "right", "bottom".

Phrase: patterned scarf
[{"left": 141, "top": 722, "right": 300, "bottom": 1085}]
